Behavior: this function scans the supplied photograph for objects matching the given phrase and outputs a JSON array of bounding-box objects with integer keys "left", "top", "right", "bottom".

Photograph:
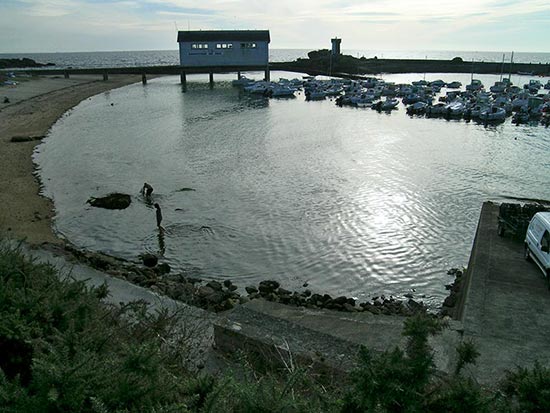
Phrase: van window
[{"left": 542, "top": 230, "right": 550, "bottom": 252}]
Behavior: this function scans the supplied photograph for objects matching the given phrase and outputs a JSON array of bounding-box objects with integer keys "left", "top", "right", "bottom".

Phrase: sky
[{"left": 0, "top": 0, "right": 549, "bottom": 53}]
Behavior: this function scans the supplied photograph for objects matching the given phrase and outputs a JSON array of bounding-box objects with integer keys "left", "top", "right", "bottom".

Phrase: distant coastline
[{"left": 1, "top": 48, "right": 550, "bottom": 70}]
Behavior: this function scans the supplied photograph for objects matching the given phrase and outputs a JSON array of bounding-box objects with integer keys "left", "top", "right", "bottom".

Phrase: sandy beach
[{"left": 0, "top": 74, "right": 142, "bottom": 245}]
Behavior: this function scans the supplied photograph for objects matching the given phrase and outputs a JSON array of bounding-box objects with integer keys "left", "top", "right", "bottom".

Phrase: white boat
[
  {"left": 445, "top": 99, "right": 467, "bottom": 117},
  {"left": 406, "top": 101, "right": 428, "bottom": 115},
  {"left": 232, "top": 76, "right": 253, "bottom": 86},
  {"left": 479, "top": 106, "right": 506, "bottom": 122},
  {"left": 468, "top": 104, "right": 488, "bottom": 118},
  {"left": 489, "top": 81, "right": 507, "bottom": 94},
  {"left": 305, "top": 90, "right": 326, "bottom": 100},
  {"left": 466, "top": 79, "right": 484, "bottom": 92},
  {"left": 244, "top": 81, "right": 270, "bottom": 94},
  {"left": 446, "top": 81, "right": 462, "bottom": 89},
  {"left": 350, "top": 93, "right": 376, "bottom": 106},
  {"left": 380, "top": 98, "right": 399, "bottom": 111},
  {"left": 545, "top": 80, "right": 550, "bottom": 90},
  {"left": 426, "top": 102, "right": 448, "bottom": 116},
  {"left": 270, "top": 86, "right": 296, "bottom": 97}
]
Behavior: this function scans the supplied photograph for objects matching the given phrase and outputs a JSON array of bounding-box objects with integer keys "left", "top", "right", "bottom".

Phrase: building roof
[{"left": 177, "top": 30, "right": 270, "bottom": 43}]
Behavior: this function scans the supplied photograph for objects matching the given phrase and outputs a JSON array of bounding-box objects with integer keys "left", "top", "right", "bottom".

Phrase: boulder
[
  {"left": 245, "top": 285, "right": 258, "bottom": 294},
  {"left": 206, "top": 281, "right": 223, "bottom": 291},
  {"left": 141, "top": 253, "right": 158, "bottom": 268},
  {"left": 87, "top": 193, "right": 131, "bottom": 210},
  {"left": 258, "top": 280, "right": 280, "bottom": 294},
  {"left": 155, "top": 262, "right": 171, "bottom": 275}
]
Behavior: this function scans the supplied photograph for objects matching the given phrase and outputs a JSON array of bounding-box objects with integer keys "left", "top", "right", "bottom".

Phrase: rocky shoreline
[
  {"left": 271, "top": 49, "right": 550, "bottom": 77},
  {"left": 0, "top": 58, "right": 55, "bottom": 69},
  {"left": 40, "top": 241, "right": 467, "bottom": 319}
]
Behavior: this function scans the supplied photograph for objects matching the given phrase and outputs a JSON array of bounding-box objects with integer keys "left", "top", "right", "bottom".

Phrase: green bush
[{"left": 0, "top": 243, "right": 192, "bottom": 412}]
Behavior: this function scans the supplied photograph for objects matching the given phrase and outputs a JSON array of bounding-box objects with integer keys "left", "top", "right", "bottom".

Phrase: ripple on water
[{"left": 35, "top": 74, "right": 550, "bottom": 308}]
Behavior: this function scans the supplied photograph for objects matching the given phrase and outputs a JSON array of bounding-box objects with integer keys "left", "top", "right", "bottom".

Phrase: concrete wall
[{"left": 179, "top": 41, "right": 269, "bottom": 67}]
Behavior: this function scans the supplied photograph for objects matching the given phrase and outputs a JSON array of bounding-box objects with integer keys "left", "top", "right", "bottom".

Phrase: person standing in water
[
  {"left": 154, "top": 203, "right": 163, "bottom": 229},
  {"left": 141, "top": 182, "right": 154, "bottom": 198}
]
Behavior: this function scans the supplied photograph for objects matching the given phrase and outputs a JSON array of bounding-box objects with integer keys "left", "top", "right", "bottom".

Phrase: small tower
[{"left": 331, "top": 37, "right": 341, "bottom": 57}]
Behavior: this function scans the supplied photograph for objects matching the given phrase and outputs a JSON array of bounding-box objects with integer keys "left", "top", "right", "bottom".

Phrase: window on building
[
  {"left": 240, "top": 43, "right": 257, "bottom": 49},
  {"left": 192, "top": 43, "right": 209, "bottom": 49},
  {"left": 216, "top": 43, "right": 233, "bottom": 49}
]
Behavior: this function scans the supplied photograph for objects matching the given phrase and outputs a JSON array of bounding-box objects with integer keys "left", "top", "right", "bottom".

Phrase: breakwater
[{"left": 272, "top": 56, "right": 550, "bottom": 77}]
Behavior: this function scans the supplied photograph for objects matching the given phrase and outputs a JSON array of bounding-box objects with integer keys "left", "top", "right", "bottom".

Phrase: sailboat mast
[
  {"left": 508, "top": 51, "right": 514, "bottom": 80},
  {"left": 500, "top": 53, "right": 505, "bottom": 82}
]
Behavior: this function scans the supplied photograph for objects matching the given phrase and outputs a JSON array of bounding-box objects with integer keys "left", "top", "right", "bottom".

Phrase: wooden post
[
  {"left": 237, "top": 71, "right": 241, "bottom": 79},
  {"left": 142, "top": 73, "right": 147, "bottom": 85},
  {"left": 209, "top": 72, "right": 214, "bottom": 88},
  {"left": 264, "top": 67, "right": 270, "bottom": 82},
  {"left": 64, "top": 71, "right": 69, "bottom": 79},
  {"left": 102, "top": 72, "right": 108, "bottom": 81},
  {"left": 180, "top": 70, "right": 186, "bottom": 85}
]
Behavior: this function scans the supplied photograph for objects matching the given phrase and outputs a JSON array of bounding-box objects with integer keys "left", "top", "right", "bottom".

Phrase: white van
[{"left": 524, "top": 212, "right": 550, "bottom": 281}]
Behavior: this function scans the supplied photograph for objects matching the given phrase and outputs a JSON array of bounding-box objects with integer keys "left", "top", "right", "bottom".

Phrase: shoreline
[{"left": 0, "top": 74, "right": 143, "bottom": 245}]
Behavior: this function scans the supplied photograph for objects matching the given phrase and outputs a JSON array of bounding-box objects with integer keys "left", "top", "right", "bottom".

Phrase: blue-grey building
[{"left": 177, "top": 30, "right": 270, "bottom": 67}]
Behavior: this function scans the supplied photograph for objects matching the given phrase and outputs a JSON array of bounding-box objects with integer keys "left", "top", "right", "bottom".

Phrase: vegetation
[{"left": 1, "top": 241, "right": 550, "bottom": 412}]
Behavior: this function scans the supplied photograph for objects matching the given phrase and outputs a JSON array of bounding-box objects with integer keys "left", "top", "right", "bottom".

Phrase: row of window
[{"left": 190, "top": 43, "right": 258, "bottom": 50}]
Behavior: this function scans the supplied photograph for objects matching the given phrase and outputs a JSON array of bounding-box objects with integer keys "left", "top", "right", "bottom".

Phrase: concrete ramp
[{"left": 215, "top": 298, "right": 462, "bottom": 378}]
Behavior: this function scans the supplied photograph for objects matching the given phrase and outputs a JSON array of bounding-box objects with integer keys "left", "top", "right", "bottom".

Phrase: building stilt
[
  {"left": 237, "top": 71, "right": 241, "bottom": 79},
  {"left": 102, "top": 72, "right": 108, "bottom": 81},
  {"left": 180, "top": 70, "right": 187, "bottom": 92},
  {"left": 64, "top": 71, "right": 69, "bottom": 79},
  {"left": 142, "top": 73, "right": 147, "bottom": 84},
  {"left": 209, "top": 72, "right": 214, "bottom": 88},
  {"left": 264, "top": 68, "right": 270, "bottom": 81}
]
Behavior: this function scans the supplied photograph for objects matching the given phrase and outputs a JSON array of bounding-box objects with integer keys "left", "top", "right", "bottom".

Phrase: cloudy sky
[{"left": 1, "top": 0, "right": 549, "bottom": 53}]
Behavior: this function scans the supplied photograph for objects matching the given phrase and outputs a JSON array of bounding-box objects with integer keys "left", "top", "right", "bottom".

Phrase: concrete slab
[
  {"left": 460, "top": 202, "right": 550, "bottom": 384},
  {"left": 216, "top": 298, "right": 462, "bottom": 377}
]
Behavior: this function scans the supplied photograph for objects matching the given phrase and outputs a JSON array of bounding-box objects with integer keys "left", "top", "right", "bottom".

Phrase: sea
[
  {"left": 12, "top": 49, "right": 550, "bottom": 308},
  {"left": 1, "top": 49, "right": 550, "bottom": 69}
]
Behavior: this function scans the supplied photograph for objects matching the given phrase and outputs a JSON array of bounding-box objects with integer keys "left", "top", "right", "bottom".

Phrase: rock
[
  {"left": 333, "top": 296, "right": 349, "bottom": 305},
  {"left": 223, "top": 280, "right": 233, "bottom": 289},
  {"left": 404, "top": 293, "right": 414, "bottom": 299},
  {"left": 206, "top": 281, "right": 223, "bottom": 291},
  {"left": 3, "top": 97, "right": 9, "bottom": 104},
  {"left": 87, "top": 193, "right": 131, "bottom": 210},
  {"left": 443, "top": 295, "right": 457, "bottom": 308},
  {"left": 343, "top": 303, "right": 357, "bottom": 312},
  {"left": 302, "top": 289, "right": 312, "bottom": 297},
  {"left": 258, "top": 280, "right": 280, "bottom": 295},
  {"left": 277, "top": 287, "right": 291, "bottom": 296},
  {"left": 141, "top": 253, "right": 158, "bottom": 268},
  {"left": 407, "top": 299, "right": 426, "bottom": 314},
  {"left": 10, "top": 136, "right": 34, "bottom": 142},
  {"left": 155, "top": 262, "right": 171, "bottom": 275},
  {"left": 197, "top": 286, "right": 215, "bottom": 298},
  {"left": 245, "top": 286, "right": 258, "bottom": 294}
]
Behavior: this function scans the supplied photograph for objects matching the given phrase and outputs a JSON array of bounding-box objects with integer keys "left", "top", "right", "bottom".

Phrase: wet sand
[{"left": 0, "top": 74, "right": 143, "bottom": 245}]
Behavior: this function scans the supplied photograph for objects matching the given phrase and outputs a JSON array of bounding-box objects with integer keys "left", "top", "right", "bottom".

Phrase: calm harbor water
[{"left": 34, "top": 71, "right": 550, "bottom": 308}]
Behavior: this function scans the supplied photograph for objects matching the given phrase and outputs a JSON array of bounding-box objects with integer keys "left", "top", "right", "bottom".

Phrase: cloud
[{"left": 1, "top": 0, "right": 549, "bottom": 52}]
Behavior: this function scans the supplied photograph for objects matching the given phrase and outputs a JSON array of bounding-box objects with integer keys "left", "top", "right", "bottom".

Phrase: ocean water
[
  {"left": 1, "top": 49, "right": 550, "bottom": 69},
  {"left": 34, "top": 71, "right": 550, "bottom": 308}
]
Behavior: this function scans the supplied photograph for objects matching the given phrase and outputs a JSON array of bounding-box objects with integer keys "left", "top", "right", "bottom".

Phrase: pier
[
  {"left": 457, "top": 202, "right": 550, "bottom": 384},
  {"left": 19, "top": 65, "right": 272, "bottom": 88},
  {"left": 9, "top": 57, "right": 550, "bottom": 89}
]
